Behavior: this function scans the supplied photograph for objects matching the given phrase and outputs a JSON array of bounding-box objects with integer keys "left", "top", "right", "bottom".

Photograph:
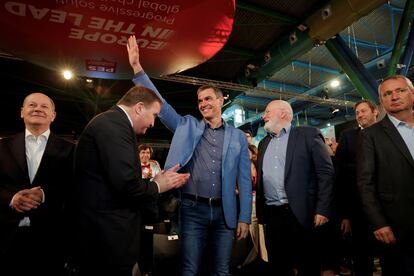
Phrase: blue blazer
[
  {"left": 133, "top": 71, "right": 252, "bottom": 228},
  {"left": 256, "top": 126, "right": 334, "bottom": 228}
]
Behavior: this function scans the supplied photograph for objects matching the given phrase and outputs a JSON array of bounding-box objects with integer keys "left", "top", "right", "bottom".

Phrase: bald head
[
  {"left": 21, "top": 92, "right": 56, "bottom": 136},
  {"left": 23, "top": 92, "right": 55, "bottom": 110},
  {"left": 263, "top": 100, "right": 293, "bottom": 134}
]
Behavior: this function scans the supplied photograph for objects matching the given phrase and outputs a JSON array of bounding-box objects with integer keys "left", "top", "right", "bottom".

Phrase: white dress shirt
[
  {"left": 25, "top": 129, "right": 50, "bottom": 183},
  {"left": 15, "top": 129, "right": 50, "bottom": 227}
]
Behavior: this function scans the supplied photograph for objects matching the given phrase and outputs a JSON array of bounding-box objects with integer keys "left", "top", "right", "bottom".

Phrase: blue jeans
[{"left": 180, "top": 198, "right": 235, "bottom": 276}]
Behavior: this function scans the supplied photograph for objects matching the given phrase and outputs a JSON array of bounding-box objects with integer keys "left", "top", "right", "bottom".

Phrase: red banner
[{"left": 0, "top": 0, "right": 235, "bottom": 79}]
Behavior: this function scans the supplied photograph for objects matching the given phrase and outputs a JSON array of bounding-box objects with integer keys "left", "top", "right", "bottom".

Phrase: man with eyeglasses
[{"left": 357, "top": 75, "right": 414, "bottom": 276}]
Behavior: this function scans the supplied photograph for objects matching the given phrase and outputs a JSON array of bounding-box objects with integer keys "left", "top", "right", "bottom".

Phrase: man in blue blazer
[
  {"left": 256, "top": 100, "right": 334, "bottom": 276},
  {"left": 127, "top": 35, "right": 252, "bottom": 276}
]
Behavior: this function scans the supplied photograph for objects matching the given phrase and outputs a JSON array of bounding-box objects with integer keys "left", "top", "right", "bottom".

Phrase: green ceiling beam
[
  {"left": 387, "top": 0, "right": 414, "bottom": 76},
  {"left": 326, "top": 35, "right": 378, "bottom": 102},
  {"left": 236, "top": 0, "right": 386, "bottom": 85},
  {"left": 236, "top": 1, "right": 299, "bottom": 25},
  {"left": 222, "top": 45, "right": 257, "bottom": 58}
]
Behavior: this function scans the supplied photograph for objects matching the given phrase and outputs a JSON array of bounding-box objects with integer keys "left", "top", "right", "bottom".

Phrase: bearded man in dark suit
[{"left": 256, "top": 100, "right": 334, "bottom": 276}]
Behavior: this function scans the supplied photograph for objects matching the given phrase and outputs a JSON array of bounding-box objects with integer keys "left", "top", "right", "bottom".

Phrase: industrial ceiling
[{"left": 1, "top": 0, "right": 413, "bottom": 143}]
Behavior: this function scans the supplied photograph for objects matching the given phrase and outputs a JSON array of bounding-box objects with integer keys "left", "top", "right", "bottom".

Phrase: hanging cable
[{"left": 351, "top": 24, "right": 359, "bottom": 58}]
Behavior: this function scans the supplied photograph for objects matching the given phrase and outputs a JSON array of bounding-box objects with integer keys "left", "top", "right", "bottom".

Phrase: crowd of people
[{"left": 0, "top": 35, "right": 413, "bottom": 276}]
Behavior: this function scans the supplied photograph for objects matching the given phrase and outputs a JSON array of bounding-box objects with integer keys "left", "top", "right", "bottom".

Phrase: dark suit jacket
[
  {"left": 0, "top": 132, "right": 74, "bottom": 254},
  {"left": 335, "top": 128, "right": 361, "bottom": 220},
  {"left": 357, "top": 115, "right": 414, "bottom": 248},
  {"left": 73, "top": 106, "right": 159, "bottom": 266},
  {"left": 256, "top": 126, "right": 334, "bottom": 228}
]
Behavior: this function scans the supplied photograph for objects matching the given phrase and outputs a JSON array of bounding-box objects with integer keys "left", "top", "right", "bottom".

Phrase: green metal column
[
  {"left": 387, "top": 0, "right": 414, "bottom": 76},
  {"left": 326, "top": 35, "right": 379, "bottom": 102}
]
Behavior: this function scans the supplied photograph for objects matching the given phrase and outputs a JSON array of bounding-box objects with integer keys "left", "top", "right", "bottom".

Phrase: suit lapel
[
  {"left": 258, "top": 135, "right": 271, "bottom": 170},
  {"left": 382, "top": 116, "right": 414, "bottom": 169},
  {"left": 33, "top": 133, "right": 59, "bottom": 184},
  {"left": 9, "top": 132, "right": 29, "bottom": 179},
  {"left": 284, "top": 126, "right": 297, "bottom": 180},
  {"left": 193, "top": 121, "right": 205, "bottom": 151},
  {"left": 222, "top": 124, "right": 232, "bottom": 164}
]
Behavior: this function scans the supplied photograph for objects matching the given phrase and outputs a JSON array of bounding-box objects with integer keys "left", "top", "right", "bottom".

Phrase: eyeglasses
[{"left": 381, "top": 87, "right": 409, "bottom": 98}]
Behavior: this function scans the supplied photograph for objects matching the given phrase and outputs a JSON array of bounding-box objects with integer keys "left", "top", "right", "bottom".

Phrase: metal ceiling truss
[
  {"left": 236, "top": 0, "right": 387, "bottom": 85},
  {"left": 152, "top": 74, "right": 356, "bottom": 108}
]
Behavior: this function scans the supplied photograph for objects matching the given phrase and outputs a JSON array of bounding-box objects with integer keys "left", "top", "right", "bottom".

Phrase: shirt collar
[
  {"left": 387, "top": 114, "right": 406, "bottom": 128},
  {"left": 204, "top": 119, "right": 225, "bottom": 130},
  {"left": 118, "top": 105, "right": 133, "bottom": 127},
  {"left": 25, "top": 129, "right": 50, "bottom": 140},
  {"left": 269, "top": 123, "right": 292, "bottom": 138}
]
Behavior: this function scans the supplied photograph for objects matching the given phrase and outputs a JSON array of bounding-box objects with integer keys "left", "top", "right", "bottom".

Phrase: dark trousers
[
  {"left": 264, "top": 205, "right": 319, "bottom": 276},
  {"left": 75, "top": 261, "right": 133, "bottom": 276},
  {"left": 351, "top": 216, "right": 375, "bottom": 276},
  {"left": 380, "top": 243, "right": 414, "bottom": 276},
  {"left": 314, "top": 220, "right": 341, "bottom": 272},
  {"left": 1, "top": 226, "right": 65, "bottom": 276}
]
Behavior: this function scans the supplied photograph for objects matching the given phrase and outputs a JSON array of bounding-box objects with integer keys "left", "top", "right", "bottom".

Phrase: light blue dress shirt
[
  {"left": 388, "top": 114, "right": 414, "bottom": 160},
  {"left": 262, "top": 124, "right": 291, "bottom": 206}
]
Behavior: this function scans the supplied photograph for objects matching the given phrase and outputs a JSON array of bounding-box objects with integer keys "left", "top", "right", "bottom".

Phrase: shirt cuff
[
  {"left": 134, "top": 70, "right": 145, "bottom": 79},
  {"left": 40, "top": 188, "right": 45, "bottom": 203}
]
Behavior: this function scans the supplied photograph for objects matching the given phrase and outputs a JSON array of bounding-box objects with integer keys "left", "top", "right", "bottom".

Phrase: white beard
[{"left": 264, "top": 121, "right": 274, "bottom": 133}]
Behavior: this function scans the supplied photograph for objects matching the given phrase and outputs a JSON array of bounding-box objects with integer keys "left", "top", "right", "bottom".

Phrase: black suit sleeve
[
  {"left": 335, "top": 133, "right": 353, "bottom": 219},
  {"left": 311, "top": 131, "right": 335, "bottom": 218},
  {"left": 92, "top": 115, "right": 158, "bottom": 205},
  {"left": 357, "top": 129, "right": 388, "bottom": 231}
]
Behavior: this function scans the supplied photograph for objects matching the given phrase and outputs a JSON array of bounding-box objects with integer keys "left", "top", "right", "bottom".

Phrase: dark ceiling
[{"left": 1, "top": 0, "right": 413, "bottom": 142}]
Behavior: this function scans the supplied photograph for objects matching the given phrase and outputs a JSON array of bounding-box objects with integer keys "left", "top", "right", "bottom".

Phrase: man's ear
[
  {"left": 134, "top": 102, "right": 145, "bottom": 115},
  {"left": 50, "top": 111, "right": 56, "bottom": 122},
  {"left": 219, "top": 96, "right": 224, "bottom": 106}
]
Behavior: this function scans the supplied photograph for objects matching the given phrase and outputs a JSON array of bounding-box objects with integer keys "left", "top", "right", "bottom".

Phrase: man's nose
[{"left": 391, "top": 91, "right": 399, "bottom": 100}]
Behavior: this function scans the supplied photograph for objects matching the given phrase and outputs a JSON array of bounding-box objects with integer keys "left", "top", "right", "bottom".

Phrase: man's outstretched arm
[{"left": 127, "top": 35, "right": 182, "bottom": 131}]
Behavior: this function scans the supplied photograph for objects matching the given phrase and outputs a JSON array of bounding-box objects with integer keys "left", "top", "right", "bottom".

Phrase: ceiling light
[
  {"left": 330, "top": 79, "right": 340, "bottom": 88},
  {"left": 326, "top": 123, "right": 331, "bottom": 127},
  {"left": 63, "top": 70, "right": 73, "bottom": 80}
]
